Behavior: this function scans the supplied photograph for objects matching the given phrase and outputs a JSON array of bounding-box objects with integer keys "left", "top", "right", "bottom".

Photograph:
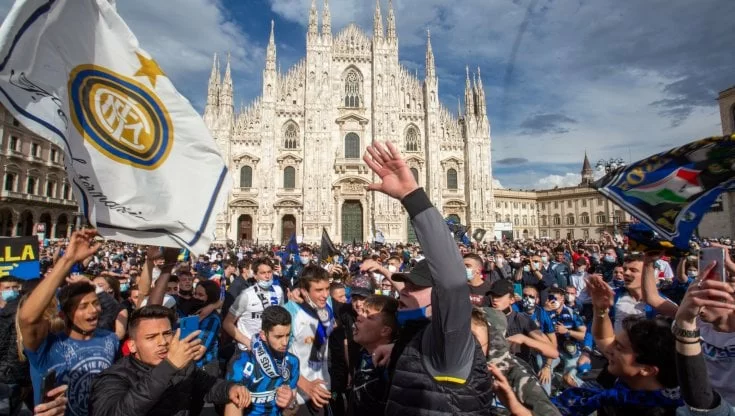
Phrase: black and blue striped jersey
[{"left": 227, "top": 348, "right": 300, "bottom": 415}]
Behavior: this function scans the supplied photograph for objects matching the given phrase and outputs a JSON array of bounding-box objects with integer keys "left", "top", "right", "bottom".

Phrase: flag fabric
[
  {"left": 320, "top": 228, "right": 339, "bottom": 262},
  {"left": 0, "top": 0, "right": 231, "bottom": 255},
  {"left": 279, "top": 232, "right": 298, "bottom": 266},
  {"left": 472, "top": 228, "right": 487, "bottom": 242},
  {"left": 593, "top": 134, "right": 735, "bottom": 249},
  {"left": 445, "top": 217, "right": 470, "bottom": 245}
]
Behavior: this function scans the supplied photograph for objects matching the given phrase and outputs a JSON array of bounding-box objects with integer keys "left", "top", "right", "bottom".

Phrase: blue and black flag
[
  {"left": 446, "top": 217, "right": 471, "bottom": 245},
  {"left": 593, "top": 134, "right": 735, "bottom": 250}
]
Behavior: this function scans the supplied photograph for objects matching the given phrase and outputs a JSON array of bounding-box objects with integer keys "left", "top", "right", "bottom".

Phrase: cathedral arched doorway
[
  {"left": 17, "top": 211, "right": 33, "bottom": 236},
  {"left": 39, "top": 213, "right": 52, "bottom": 238},
  {"left": 406, "top": 216, "right": 417, "bottom": 244},
  {"left": 341, "top": 201, "right": 363, "bottom": 243},
  {"left": 56, "top": 214, "right": 69, "bottom": 238},
  {"left": 447, "top": 214, "right": 461, "bottom": 224},
  {"left": 237, "top": 215, "right": 252, "bottom": 243},
  {"left": 0, "top": 209, "right": 13, "bottom": 236},
  {"left": 281, "top": 215, "right": 296, "bottom": 244}
]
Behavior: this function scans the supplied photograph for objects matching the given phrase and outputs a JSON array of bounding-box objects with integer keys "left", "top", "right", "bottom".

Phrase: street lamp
[{"left": 596, "top": 158, "right": 626, "bottom": 235}]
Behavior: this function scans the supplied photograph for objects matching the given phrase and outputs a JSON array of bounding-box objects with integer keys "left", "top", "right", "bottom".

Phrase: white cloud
[
  {"left": 492, "top": 178, "right": 504, "bottom": 189},
  {"left": 534, "top": 173, "right": 582, "bottom": 189}
]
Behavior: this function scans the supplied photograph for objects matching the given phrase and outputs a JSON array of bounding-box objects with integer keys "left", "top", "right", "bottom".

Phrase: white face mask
[
  {"left": 387, "top": 265, "right": 397, "bottom": 273},
  {"left": 465, "top": 268, "right": 474, "bottom": 281},
  {"left": 541, "top": 256, "right": 549, "bottom": 264}
]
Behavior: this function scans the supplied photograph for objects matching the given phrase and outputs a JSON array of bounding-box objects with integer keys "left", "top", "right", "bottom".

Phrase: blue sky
[{"left": 3, "top": 0, "right": 732, "bottom": 189}]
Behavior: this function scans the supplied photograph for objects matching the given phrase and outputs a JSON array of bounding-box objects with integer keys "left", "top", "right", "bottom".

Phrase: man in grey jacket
[{"left": 363, "top": 142, "right": 494, "bottom": 415}]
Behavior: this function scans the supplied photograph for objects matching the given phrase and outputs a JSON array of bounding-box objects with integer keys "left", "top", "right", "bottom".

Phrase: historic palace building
[{"left": 205, "top": 0, "right": 494, "bottom": 244}]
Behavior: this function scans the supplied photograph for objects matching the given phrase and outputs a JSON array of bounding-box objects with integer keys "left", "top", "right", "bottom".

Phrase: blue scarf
[
  {"left": 298, "top": 301, "right": 334, "bottom": 367},
  {"left": 552, "top": 381, "right": 683, "bottom": 416}
]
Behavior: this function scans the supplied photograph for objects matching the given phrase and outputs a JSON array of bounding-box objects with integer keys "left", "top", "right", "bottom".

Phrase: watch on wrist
[{"left": 671, "top": 319, "right": 700, "bottom": 339}]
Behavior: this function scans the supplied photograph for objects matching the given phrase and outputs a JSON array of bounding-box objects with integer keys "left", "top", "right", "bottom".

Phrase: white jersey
[
  {"left": 229, "top": 284, "right": 284, "bottom": 350},
  {"left": 700, "top": 320, "right": 735, "bottom": 404},
  {"left": 288, "top": 304, "right": 333, "bottom": 405}
]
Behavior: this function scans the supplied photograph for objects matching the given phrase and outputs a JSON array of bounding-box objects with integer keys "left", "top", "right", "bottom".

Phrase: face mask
[
  {"left": 95, "top": 285, "right": 105, "bottom": 294},
  {"left": 576, "top": 267, "right": 586, "bottom": 274},
  {"left": 465, "top": 268, "right": 474, "bottom": 281},
  {"left": 688, "top": 271, "right": 698, "bottom": 278},
  {"left": 604, "top": 255, "right": 616, "bottom": 263},
  {"left": 300, "top": 257, "right": 309, "bottom": 265},
  {"left": 495, "top": 258, "right": 504, "bottom": 266},
  {"left": 532, "top": 262, "right": 540, "bottom": 270},
  {"left": 257, "top": 279, "right": 273, "bottom": 289},
  {"left": 565, "top": 294, "right": 576, "bottom": 304},
  {"left": 1, "top": 289, "right": 19, "bottom": 302},
  {"left": 522, "top": 265, "right": 531, "bottom": 273},
  {"left": 396, "top": 306, "right": 429, "bottom": 326},
  {"left": 120, "top": 283, "right": 130, "bottom": 292},
  {"left": 612, "top": 279, "right": 625, "bottom": 288},
  {"left": 548, "top": 300, "right": 561, "bottom": 309},
  {"left": 387, "top": 265, "right": 397, "bottom": 273},
  {"left": 541, "top": 256, "right": 549, "bottom": 264},
  {"left": 521, "top": 297, "right": 535, "bottom": 311},
  {"left": 381, "top": 289, "right": 392, "bottom": 296}
]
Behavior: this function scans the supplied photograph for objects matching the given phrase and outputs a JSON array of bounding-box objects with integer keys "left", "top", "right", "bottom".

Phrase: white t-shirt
[
  {"left": 228, "top": 284, "right": 284, "bottom": 350},
  {"left": 699, "top": 320, "right": 735, "bottom": 404},
  {"left": 613, "top": 293, "right": 647, "bottom": 332},
  {"left": 288, "top": 305, "right": 333, "bottom": 405}
]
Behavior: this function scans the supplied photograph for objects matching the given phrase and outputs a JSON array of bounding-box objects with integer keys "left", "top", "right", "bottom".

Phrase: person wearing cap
[{"left": 363, "top": 141, "right": 493, "bottom": 415}]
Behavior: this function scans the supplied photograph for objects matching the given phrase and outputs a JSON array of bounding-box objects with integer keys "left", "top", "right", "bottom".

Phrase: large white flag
[{"left": 0, "top": 0, "right": 231, "bottom": 254}]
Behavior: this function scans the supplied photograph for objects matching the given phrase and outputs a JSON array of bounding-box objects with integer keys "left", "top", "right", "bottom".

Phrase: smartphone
[
  {"left": 513, "top": 283, "right": 523, "bottom": 298},
  {"left": 700, "top": 247, "right": 727, "bottom": 282},
  {"left": 179, "top": 315, "right": 199, "bottom": 339},
  {"left": 41, "top": 369, "right": 57, "bottom": 403}
]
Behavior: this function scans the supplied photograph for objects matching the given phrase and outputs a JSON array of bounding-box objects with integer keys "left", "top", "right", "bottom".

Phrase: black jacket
[
  {"left": 0, "top": 300, "right": 29, "bottom": 386},
  {"left": 89, "top": 356, "right": 233, "bottom": 416}
]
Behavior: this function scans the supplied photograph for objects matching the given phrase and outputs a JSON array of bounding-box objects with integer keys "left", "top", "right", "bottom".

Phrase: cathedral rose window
[{"left": 344, "top": 69, "right": 362, "bottom": 108}]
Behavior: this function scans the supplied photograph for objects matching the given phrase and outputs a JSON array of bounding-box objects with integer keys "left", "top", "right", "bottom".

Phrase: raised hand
[
  {"left": 63, "top": 229, "right": 101, "bottom": 264},
  {"left": 34, "top": 385, "right": 68, "bottom": 416},
  {"left": 677, "top": 262, "right": 735, "bottom": 324},
  {"left": 363, "top": 141, "right": 418, "bottom": 200},
  {"left": 586, "top": 274, "right": 614, "bottom": 311},
  {"left": 166, "top": 329, "right": 202, "bottom": 369}
]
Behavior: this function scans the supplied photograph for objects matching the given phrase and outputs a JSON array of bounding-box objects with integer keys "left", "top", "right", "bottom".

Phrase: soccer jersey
[
  {"left": 227, "top": 345, "right": 300, "bottom": 415},
  {"left": 288, "top": 304, "right": 334, "bottom": 405},
  {"left": 229, "top": 284, "right": 284, "bottom": 350}
]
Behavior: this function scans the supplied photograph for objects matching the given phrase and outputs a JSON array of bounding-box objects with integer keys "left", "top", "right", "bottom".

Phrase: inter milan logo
[{"left": 67, "top": 62, "right": 173, "bottom": 170}]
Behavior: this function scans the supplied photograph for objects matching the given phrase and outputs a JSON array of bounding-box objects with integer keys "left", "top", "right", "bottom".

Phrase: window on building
[
  {"left": 541, "top": 230, "right": 548, "bottom": 237},
  {"left": 505, "top": 202, "right": 508, "bottom": 208},
  {"left": 596, "top": 212, "right": 606, "bottom": 224},
  {"left": 505, "top": 215, "right": 511, "bottom": 223},
  {"left": 496, "top": 202, "right": 501, "bottom": 209},
  {"left": 9, "top": 136, "right": 18, "bottom": 151},
  {"left": 3, "top": 173, "right": 15, "bottom": 192},
  {"left": 496, "top": 213, "right": 502, "bottom": 222},
  {"left": 31, "top": 142, "right": 39, "bottom": 157},
  {"left": 50, "top": 149, "right": 57, "bottom": 163},
  {"left": 62, "top": 184, "right": 70, "bottom": 200},
  {"left": 567, "top": 200, "right": 572, "bottom": 208},
  {"left": 513, "top": 215, "right": 520, "bottom": 226},
  {"left": 344, "top": 133, "right": 360, "bottom": 159},
  {"left": 554, "top": 201, "right": 559, "bottom": 209},
  {"left": 566, "top": 213, "right": 575, "bottom": 225},
  {"left": 554, "top": 230, "right": 560, "bottom": 239},
  {"left": 45, "top": 181, "right": 55, "bottom": 197},
  {"left": 513, "top": 202, "right": 519, "bottom": 209},
  {"left": 406, "top": 127, "right": 419, "bottom": 152},
  {"left": 581, "top": 199, "right": 587, "bottom": 208},
  {"left": 580, "top": 213, "right": 590, "bottom": 225},
  {"left": 531, "top": 204, "right": 535, "bottom": 210},
  {"left": 597, "top": 198, "right": 603, "bottom": 206},
  {"left": 283, "top": 166, "right": 296, "bottom": 189},
  {"left": 583, "top": 229, "right": 589, "bottom": 239},
  {"left": 26, "top": 177, "right": 36, "bottom": 194},
  {"left": 531, "top": 216, "right": 536, "bottom": 226},
  {"left": 284, "top": 124, "right": 298, "bottom": 149},
  {"left": 541, "top": 215, "right": 547, "bottom": 226},
  {"left": 522, "top": 215, "right": 528, "bottom": 225},
  {"left": 447, "top": 168, "right": 458, "bottom": 190},
  {"left": 540, "top": 202, "right": 545, "bottom": 210},
  {"left": 553, "top": 214, "right": 561, "bottom": 225},
  {"left": 522, "top": 203, "right": 527, "bottom": 209},
  {"left": 12, "top": 118, "right": 19, "bottom": 127},
  {"left": 410, "top": 168, "right": 419, "bottom": 184},
  {"left": 240, "top": 166, "right": 252, "bottom": 188},
  {"left": 344, "top": 69, "right": 362, "bottom": 108}
]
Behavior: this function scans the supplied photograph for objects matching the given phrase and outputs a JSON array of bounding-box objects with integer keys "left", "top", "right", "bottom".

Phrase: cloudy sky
[{"left": 3, "top": 0, "right": 732, "bottom": 189}]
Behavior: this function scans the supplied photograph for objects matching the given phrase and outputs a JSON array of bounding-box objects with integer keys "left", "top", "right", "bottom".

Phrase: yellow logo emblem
[{"left": 68, "top": 65, "right": 173, "bottom": 170}]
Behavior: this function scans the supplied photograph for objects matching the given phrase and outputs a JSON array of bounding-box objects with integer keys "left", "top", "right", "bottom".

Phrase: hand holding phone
[
  {"left": 179, "top": 315, "right": 200, "bottom": 339},
  {"left": 700, "top": 247, "right": 727, "bottom": 282},
  {"left": 41, "top": 369, "right": 57, "bottom": 403}
]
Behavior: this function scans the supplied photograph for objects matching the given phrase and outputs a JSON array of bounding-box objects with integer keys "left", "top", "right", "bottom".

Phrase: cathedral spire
[
  {"left": 580, "top": 151, "right": 594, "bottom": 185},
  {"left": 321, "top": 0, "right": 331, "bottom": 38},
  {"left": 266, "top": 20, "right": 277, "bottom": 71},
  {"left": 425, "top": 29, "right": 435, "bottom": 80},
  {"left": 308, "top": 0, "right": 318, "bottom": 38},
  {"left": 374, "top": 0, "right": 384, "bottom": 40},
  {"left": 386, "top": 0, "right": 396, "bottom": 43},
  {"left": 208, "top": 52, "right": 220, "bottom": 87},
  {"left": 476, "top": 66, "right": 486, "bottom": 116},
  {"left": 223, "top": 52, "right": 232, "bottom": 88},
  {"left": 204, "top": 53, "right": 220, "bottom": 126},
  {"left": 464, "top": 65, "right": 474, "bottom": 116}
]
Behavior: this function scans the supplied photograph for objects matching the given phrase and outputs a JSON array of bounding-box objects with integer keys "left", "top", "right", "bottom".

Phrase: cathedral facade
[{"left": 204, "top": 0, "right": 494, "bottom": 244}]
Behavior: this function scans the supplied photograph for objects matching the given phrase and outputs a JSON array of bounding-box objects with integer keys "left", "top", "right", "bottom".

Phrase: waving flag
[
  {"left": 0, "top": 0, "right": 231, "bottom": 254},
  {"left": 593, "top": 134, "right": 735, "bottom": 249},
  {"left": 320, "top": 228, "right": 339, "bottom": 262}
]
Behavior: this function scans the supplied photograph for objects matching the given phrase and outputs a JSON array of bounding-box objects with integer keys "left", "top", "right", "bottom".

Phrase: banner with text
[{"left": 0, "top": 236, "right": 40, "bottom": 279}]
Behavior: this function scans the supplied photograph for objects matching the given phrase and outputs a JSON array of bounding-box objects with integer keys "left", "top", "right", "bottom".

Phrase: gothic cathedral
[{"left": 204, "top": 0, "right": 494, "bottom": 244}]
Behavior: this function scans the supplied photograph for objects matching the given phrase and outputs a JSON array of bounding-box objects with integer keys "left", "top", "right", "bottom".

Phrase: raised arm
[
  {"left": 364, "top": 141, "right": 473, "bottom": 377},
  {"left": 19, "top": 229, "right": 100, "bottom": 351},
  {"left": 642, "top": 254, "right": 678, "bottom": 318}
]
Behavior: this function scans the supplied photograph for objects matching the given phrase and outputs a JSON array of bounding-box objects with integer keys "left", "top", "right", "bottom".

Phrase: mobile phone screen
[
  {"left": 179, "top": 316, "right": 199, "bottom": 339},
  {"left": 700, "top": 247, "right": 727, "bottom": 282}
]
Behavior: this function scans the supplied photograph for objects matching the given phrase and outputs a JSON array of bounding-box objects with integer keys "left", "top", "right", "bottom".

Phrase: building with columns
[
  {"left": 0, "top": 104, "right": 78, "bottom": 238},
  {"left": 205, "top": 0, "right": 494, "bottom": 244}
]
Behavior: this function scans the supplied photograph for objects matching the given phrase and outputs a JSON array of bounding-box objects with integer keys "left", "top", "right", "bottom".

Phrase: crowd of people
[{"left": 1, "top": 142, "right": 735, "bottom": 416}]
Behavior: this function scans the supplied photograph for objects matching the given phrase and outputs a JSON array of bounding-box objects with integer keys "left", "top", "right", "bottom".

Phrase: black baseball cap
[
  {"left": 390, "top": 259, "right": 432, "bottom": 288},
  {"left": 487, "top": 279, "right": 514, "bottom": 297}
]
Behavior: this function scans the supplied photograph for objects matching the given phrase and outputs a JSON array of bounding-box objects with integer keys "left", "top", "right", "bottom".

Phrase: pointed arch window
[
  {"left": 345, "top": 133, "right": 360, "bottom": 159},
  {"left": 406, "top": 126, "right": 419, "bottom": 152},
  {"left": 447, "top": 168, "right": 458, "bottom": 190},
  {"left": 284, "top": 123, "right": 298, "bottom": 149},
  {"left": 283, "top": 166, "right": 296, "bottom": 189},
  {"left": 240, "top": 166, "right": 253, "bottom": 188},
  {"left": 410, "top": 168, "right": 419, "bottom": 184},
  {"left": 344, "top": 69, "right": 362, "bottom": 108}
]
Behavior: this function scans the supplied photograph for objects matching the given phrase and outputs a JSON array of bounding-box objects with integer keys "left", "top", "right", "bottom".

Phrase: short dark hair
[
  {"left": 548, "top": 287, "right": 565, "bottom": 297},
  {"left": 196, "top": 280, "right": 220, "bottom": 305},
  {"left": 252, "top": 258, "right": 273, "bottom": 274},
  {"left": 262, "top": 305, "right": 291, "bottom": 332},
  {"left": 300, "top": 246, "right": 312, "bottom": 254},
  {"left": 363, "top": 295, "right": 399, "bottom": 340},
  {"left": 624, "top": 253, "right": 645, "bottom": 263},
  {"left": 622, "top": 316, "right": 678, "bottom": 388},
  {"left": 329, "top": 282, "right": 345, "bottom": 293},
  {"left": 129, "top": 305, "right": 175, "bottom": 336},
  {"left": 300, "top": 265, "right": 330, "bottom": 291},
  {"left": 463, "top": 253, "right": 483, "bottom": 266},
  {"left": 168, "top": 275, "right": 179, "bottom": 283},
  {"left": 554, "top": 246, "right": 565, "bottom": 254},
  {"left": 58, "top": 282, "right": 96, "bottom": 322},
  {"left": 0, "top": 276, "right": 24, "bottom": 285}
]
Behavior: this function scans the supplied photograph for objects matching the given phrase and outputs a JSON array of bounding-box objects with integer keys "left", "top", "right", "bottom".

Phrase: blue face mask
[
  {"left": 396, "top": 306, "right": 429, "bottom": 326},
  {"left": 604, "top": 255, "right": 616, "bottom": 263},
  {"left": 300, "top": 257, "right": 309, "bottom": 266},
  {"left": 465, "top": 268, "right": 474, "bottom": 281},
  {"left": 1, "top": 289, "right": 19, "bottom": 302},
  {"left": 120, "top": 283, "right": 130, "bottom": 292},
  {"left": 257, "top": 279, "right": 273, "bottom": 289},
  {"left": 612, "top": 279, "right": 625, "bottom": 288}
]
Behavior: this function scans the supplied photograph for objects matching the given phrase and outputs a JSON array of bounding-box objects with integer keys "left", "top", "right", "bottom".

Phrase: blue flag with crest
[{"left": 593, "top": 134, "right": 735, "bottom": 250}]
